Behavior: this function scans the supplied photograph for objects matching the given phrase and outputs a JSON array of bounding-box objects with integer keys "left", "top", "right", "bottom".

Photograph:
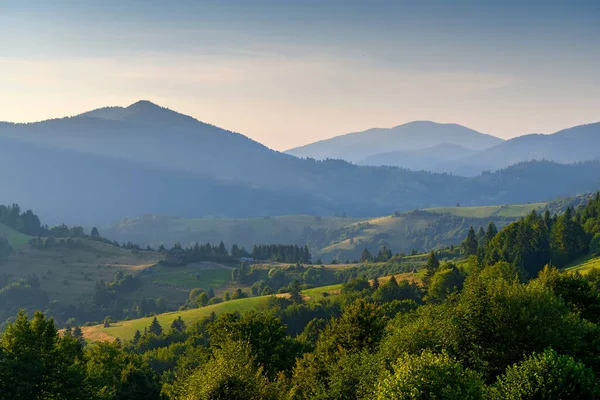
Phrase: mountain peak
[{"left": 126, "top": 100, "right": 164, "bottom": 111}]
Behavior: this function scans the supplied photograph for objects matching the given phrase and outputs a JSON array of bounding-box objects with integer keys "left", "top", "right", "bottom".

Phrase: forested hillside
[{"left": 3, "top": 194, "right": 600, "bottom": 398}]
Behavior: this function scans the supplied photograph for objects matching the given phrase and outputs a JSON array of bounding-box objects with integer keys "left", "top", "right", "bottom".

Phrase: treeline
[
  {"left": 250, "top": 244, "right": 311, "bottom": 263},
  {"left": 163, "top": 242, "right": 312, "bottom": 265},
  {"left": 463, "top": 192, "right": 600, "bottom": 278}
]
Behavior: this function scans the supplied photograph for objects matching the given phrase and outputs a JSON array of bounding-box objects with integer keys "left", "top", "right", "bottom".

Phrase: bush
[
  {"left": 376, "top": 351, "right": 485, "bottom": 399},
  {"left": 491, "top": 349, "right": 600, "bottom": 399}
]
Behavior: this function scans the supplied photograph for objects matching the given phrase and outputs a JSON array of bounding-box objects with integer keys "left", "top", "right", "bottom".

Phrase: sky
[{"left": 0, "top": 0, "right": 599, "bottom": 151}]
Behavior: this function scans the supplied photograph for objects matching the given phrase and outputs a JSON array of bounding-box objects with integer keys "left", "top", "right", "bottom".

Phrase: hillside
[
  {"left": 357, "top": 142, "right": 476, "bottom": 169},
  {"left": 103, "top": 215, "right": 364, "bottom": 250},
  {"left": 444, "top": 122, "right": 600, "bottom": 176},
  {"left": 0, "top": 237, "right": 163, "bottom": 307},
  {"left": 0, "top": 222, "right": 31, "bottom": 249},
  {"left": 318, "top": 204, "right": 545, "bottom": 261},
  {"left": 102, "top": 198, "right": 598, "bottom": 263},
  {"left": 2, "top": 103, "right": 600, "bottom": 225},
  {"left": 82, "top": 270, "right": 424, "bottom": 342},
  {"left": 286, "top": 121, "right": 502, "bottom": 162}
]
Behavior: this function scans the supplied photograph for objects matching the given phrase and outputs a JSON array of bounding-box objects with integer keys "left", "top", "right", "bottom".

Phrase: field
[
  {"left": 564, "top": 255, "right": 600, "bottom": 275},
  {"left": 0, "top": 222, "right": 32, "bottom": 249},
  {"left": 89, "top": 295, "right": 270, "bottom": 341},
  {"left": 317, "top": 203, "right": 542, "bottom": 261},
  {"left": 0, "top": 238, "right": 163, "bottom": 306},
  {"left": 424, "top": 203, "right": 546, "bottom": 218},
  {"left": 84, "top": 270, "right": 425, "bottom": 342}
]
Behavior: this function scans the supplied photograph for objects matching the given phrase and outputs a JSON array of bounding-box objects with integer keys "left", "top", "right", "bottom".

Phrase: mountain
[
  {"left": 285, "top": 121, "right": 503, "bottom": 162},
  {"left": 2, "top": 102, "right": 600, "bottom": 225},
  {"left": 444, "top": 122, "right": 600, "bottom": 176},
  {"left": 357, "top": 143, "right": 476, "bottom": 170},
  {"left": 0, "top": 100, "right": 295, "bottom": 190}
]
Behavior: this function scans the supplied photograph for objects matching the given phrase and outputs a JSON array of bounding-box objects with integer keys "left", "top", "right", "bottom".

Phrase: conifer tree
[
  {"left": 461, "top": 226, "right": 479, "bottom": 256},
  {"left": 148, "top": 317, "right": 163, "bottom": 336},
  {"left": 360, "top": 248, "right": 372, "bottom": 263}
]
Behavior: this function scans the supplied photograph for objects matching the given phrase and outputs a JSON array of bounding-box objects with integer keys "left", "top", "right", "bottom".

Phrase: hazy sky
[{"left": 1, "top": 1, "right": 599, "bottom": 150}]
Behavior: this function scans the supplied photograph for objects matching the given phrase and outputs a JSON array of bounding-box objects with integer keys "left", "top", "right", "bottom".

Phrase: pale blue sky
[{"left": 1, "top": 0, "right": 599, "bottom": 149}]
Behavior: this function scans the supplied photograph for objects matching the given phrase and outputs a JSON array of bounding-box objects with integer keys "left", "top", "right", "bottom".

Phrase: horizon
[
  {"left": 1, "top": 1, "right": 599, "bottom": 150},
  {"left": 1, "top": 98, "right": 598, "bottom": 152}
]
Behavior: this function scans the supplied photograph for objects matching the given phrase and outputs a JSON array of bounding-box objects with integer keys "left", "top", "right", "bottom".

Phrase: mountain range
[
  {"left": 1, "top": 101, "right": 600, "bottom": 225},
  {"left": 286, "top": 120, "right": 600, "bottom": 176},
  {"left": 286, "top": 121, "right": 503, "bottom": 163}
]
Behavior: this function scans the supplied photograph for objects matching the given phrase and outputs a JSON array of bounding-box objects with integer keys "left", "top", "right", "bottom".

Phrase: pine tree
[
  {"left": 132, "top": 329, "right": 142, "bottom": 344},
  {"left": 423, "top": 250, "right": 440, "bottom": 284},
  {"left": 360, "top": 248, "right": 372, "bottom": 263},
  {"left": 477, "top": 226, "right": 485, "bottom": 240},
  {"left": 170, "top": 316, "right": 186, "bottom": 332},
  {"left": 461, "top": 226, "right": 479, "bottom": 256},
  {"left": 72, "top": 326, "right": 85, "bottom": 346},
  {"left": 485, "top": 222, "right": 498, "bottom": 242},
  {"left": 372, "top": 277, "right": 380, "bottom": 290},
  {"left": 148, "top": 317, "right": 163, "bottom": 336}
]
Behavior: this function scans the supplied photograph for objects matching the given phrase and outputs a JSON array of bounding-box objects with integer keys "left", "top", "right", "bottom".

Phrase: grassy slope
[
  {"left": 87, "top": 269, "right": 425, "bottom": 342},
  {"left": 424, "top": 203, "right": 545, "bottom": 218},
  {"left": 564, "top": 254, "right": 600, "bottom": 275},
  {"left": 0, "top": 222, "right": 32, "bottom": 249},
  {"left": 107, "top": 215, "right": 364, "bottom": 249},
  {"left": 0, "top": 238, "right": 163, "bottom": 306},
  {"left": 319, "top": 203, "right": 545, "bottom": 260}
]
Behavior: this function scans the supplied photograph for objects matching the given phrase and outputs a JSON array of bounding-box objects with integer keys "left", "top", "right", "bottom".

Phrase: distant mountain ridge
[
  {"left": 357, "top": 142, "right": 476, "bottom": 170},
  {"left": 285, "top": 121, "right": 503, "bottom": 162},
  {"left": 442, "top": 122, "right": 600, "bottom": 175},
  {"left": 1, "top": 101, "right": 600, "bottom": 225},
  {"left": 287, "top": 119, "right": 600, "bottom": 176}
]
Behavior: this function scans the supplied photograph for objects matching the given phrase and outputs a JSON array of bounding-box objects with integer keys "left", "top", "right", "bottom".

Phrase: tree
[
  {"left": 72, "top": 326, "right": 85, "bottom": 346},
  {"left": 423, "top": 250, "right": 440, "bottom": 285},
  {"left": 170, "top": 316, "right": 187, "bottom": 332},
  {"left": 590, "top": 233, "right": 600, "bottom": 256},
  {"left": 90, "top": 227, "right": 100, "bottom": 238},
  {"left": 175, "top": 341, "right": 272, "bottom": 400},
  {"left": 461, "top": 226, "right": 479, "bottom": 256},
  {"left": 377, "top": 351, "right": 485, "bottom": 400},
  {"left": 0, "top": 310, "right": 89, "bottom": 399},
  {"left": 148, "top": 317, "right": 163, "bottom": 336},
  {"left": 476, "top": 226, "right": 485, "bottom": 241},
  {"left": 132, "top": 330, "right": 142, "bottom": 345},
  {"left": 85, "top": 341, "right": 160, "bottom": 399},
  {"left": 209, "top": 312, "right": 299, "bottom": 379},
  {"left": 359, "top": 248, "right": 372, "bottom": 263},
  {"left": 485, "top": 221, "right": 498, "bottom": 242},
  {"left": 289, "top": 280, "right": 304, "bottom": 304},
  {"left": 316, "top": 299, "right": 386, "bottom": 359},
  {"left": 372, "top": 277, "right": 380, "bottom": 290},
  {"left": 491, "top": 349, "right": 599, "bottom": 399},
  {"left": 196, "top": 292, "right": 209, "bottom": 307},
  {"left": 426, "top": 265, "right": 466, "bottom": 303},
  {"left": 376, "top": 245, "right": 392, "bottom": 262}
]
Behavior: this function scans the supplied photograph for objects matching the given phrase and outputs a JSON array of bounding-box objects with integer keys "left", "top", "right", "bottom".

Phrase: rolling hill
[
  {"left": 102, "top": 202, "right": 554, "bottom": 263},
  {"left": 286, "top": 121, "right": 502, "bottom": 162},
  {"left": 81, "top": 270, "right": 424, "bottom": 342},
  {"left": 317, "top": 204, "right": 545, "bottom": 261}
]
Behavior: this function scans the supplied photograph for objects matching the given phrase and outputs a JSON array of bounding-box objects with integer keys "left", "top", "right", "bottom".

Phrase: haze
[{"left": 1, "top": 0, "right": 599, "bottom": 150}]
